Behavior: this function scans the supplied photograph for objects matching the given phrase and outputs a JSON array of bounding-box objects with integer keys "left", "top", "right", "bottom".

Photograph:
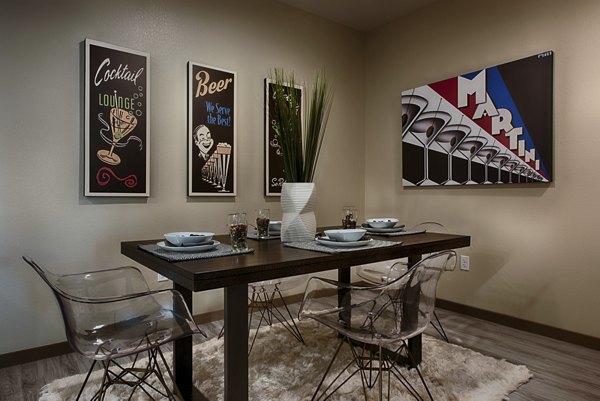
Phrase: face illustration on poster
[
  {"left": 193, "top": 125, "right": 214, "bottom": 160},
  {"left": 188, "top": 63, "right": 236, "bottom": 196}
]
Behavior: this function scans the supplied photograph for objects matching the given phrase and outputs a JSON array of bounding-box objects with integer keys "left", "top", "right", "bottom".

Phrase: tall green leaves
[{"left": 270, "top": 69, "right": 332, "bottom": 182}]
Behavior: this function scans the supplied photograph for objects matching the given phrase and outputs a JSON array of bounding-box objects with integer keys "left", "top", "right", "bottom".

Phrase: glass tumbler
[
  {"left": 228, "top": 212, "right": 248, "bottom": 252},
  {"left": 256, "top": 208, "right": 270, "bottom": 239},
  {"left": 342, "top": 206, "right": 358, "bottom": 229}
]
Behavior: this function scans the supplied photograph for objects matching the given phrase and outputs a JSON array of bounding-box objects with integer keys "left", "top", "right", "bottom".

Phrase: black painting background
[
  {"left": 497, "top": 52, "right": 553, "bottom": 179},
  {"left": 265, "top": 81, "right": 302, "bottom": 195},
  {"left": 189, "top": 64, "right": 235, "bottom": 194},
  {"left": 87, "top": 43, "right": 147, "bottom": 194}
]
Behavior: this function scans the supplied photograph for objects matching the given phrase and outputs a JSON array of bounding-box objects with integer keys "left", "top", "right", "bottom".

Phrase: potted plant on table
[{"left": 270, "top": 68, "right": 333, "bottom": 242}]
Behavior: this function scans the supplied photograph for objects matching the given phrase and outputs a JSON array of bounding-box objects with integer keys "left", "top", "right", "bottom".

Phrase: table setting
[{"left": 138, "top": 213, "right": 257, "bottom": 262}]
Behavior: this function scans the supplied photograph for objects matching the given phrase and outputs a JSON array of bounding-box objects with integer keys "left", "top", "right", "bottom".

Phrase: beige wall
[
  {"left": 3, "top": 0, "right": 600, "bottom": 356},
  {"left": 0, "top": 0, "right": 365, "bottom": 354},
  {"left": 365, "top": 0, "right": 600, "bottom": 338}
]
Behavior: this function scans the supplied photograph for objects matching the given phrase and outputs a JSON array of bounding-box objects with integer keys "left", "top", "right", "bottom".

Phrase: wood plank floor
[{"left": 1, "top": 306, "right": 599, "bottom": 401}]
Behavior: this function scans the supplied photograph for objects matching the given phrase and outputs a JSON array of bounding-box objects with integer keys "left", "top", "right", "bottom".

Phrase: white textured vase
[{"left": 280, "top": 182, "right": 317, "bottom": 243}]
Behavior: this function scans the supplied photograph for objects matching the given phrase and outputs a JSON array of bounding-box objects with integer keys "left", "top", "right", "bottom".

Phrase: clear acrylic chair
[
  {"left": 219, "top": 275, "right": 306, "bottom": 355},
  {"left": 356, "top": 222, "right": 451, "bottom": 343},
  {"left": 299, "top": 251, "right": 456, "bottom": 401},
  {"left": 23, "top": 257, "right": 204, "bottom": 401}
]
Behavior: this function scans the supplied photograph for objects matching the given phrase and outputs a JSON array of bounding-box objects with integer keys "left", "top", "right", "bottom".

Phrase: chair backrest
[
  {"left": 411, "top": 221, "right": 447, "bottom": 234},
  {"left": 22, "top": 257, "right": 155, "bottom": 358},
  {"left": 375, "top": 250, "right": 456, "bottom": 341}
]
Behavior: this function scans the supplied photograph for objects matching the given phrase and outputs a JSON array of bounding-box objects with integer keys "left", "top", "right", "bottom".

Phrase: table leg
[
  {"left": 407, "top": 255, "right": 422, "bottom": 367},
  {"left": 337, "top": 267, "right": 351, "bottom": 323},
  {"left": 224, "top": 283, "right": 248, "bottom": 401},
  {"left": 174, "top": 283, "right": 194, "bottom": 400}
]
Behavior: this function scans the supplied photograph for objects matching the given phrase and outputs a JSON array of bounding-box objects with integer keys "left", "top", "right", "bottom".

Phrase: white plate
[
  {"left": 157, "top": 240, "right": 220, "bottom": 253},
  {"left": 316, "top": 237, "right": 373, "bottom": 248},
  {"left": 363, "top": 225, "right": 405, "bottom": 233}
]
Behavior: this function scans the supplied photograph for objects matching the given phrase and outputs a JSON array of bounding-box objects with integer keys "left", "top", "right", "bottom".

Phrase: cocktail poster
[
  {"left": 402, "top": 51, "right": 553, "bottom": 187},
  {"left": 188, "top": 62, "right": 236, "bottom": 196},
  {"left": 264, "top": 79, "right": 303, "bottom": 196},
  {"left": 84, "top": 39, "right": 150, "bottom": 197}
]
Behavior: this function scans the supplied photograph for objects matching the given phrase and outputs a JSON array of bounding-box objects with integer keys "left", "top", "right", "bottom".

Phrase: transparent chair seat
[
  {"left": 356, "top": 222, "right": 451, "bottom": 344},
  {"left": 299, "top": 251, "right": 456, "bottom": 401},
  {"left": 23, "top": 257, "right": 203, "bottom": 400}
]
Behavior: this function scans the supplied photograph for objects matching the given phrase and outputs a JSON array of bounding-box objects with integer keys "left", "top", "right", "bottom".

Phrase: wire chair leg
[
  {"left": 75, "top": 360, "right": 97, "bottom": 401},
  {"left": 431, "top": 311, "right": 449, "bottom": 343},
  {"left": 404, "top": 341, "right": 435, "bottom": 401}
]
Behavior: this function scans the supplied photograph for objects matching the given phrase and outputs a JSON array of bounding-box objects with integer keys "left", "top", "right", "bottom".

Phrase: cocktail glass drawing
[
  {"left": 474, "top": 146, "right": 500, "bottom": 184},
  {"left": 430, "top": 123, "right": 471, "bottom": 186},
  {"left": 491, "top": 153, "right": 510, "bottom": 184},
  {"left": 406, "top": 106, "right": 452, "bottom": 186},
  {"left": 502, "top": 160, "right": 520, "bottom": 184},
  {"left": 97, "top": 107, "right": 138, "bottom": 166},
  {"left": 456, "top": 130, "right": 488, "bottom": 185},
  {"left": 401, "top": 92, "right": 428, "bottom": 138}
]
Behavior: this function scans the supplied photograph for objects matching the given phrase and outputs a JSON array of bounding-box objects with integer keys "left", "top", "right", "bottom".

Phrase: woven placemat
[
  {"left": 283, "top": 239, "right": 401, "bottom": 254},
  {"left": 366, "top": 228, "right": 426, "bottom": 237},
  {"left": 139, "top": 243, "right": 254, "bottom": 262}
]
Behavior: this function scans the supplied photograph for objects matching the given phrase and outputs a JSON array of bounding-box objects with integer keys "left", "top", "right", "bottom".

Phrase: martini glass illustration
[
  {"left": 514, "top": 165, "right": 526, "bottom": 183},
  {"left": 503, "top": 160, "right": 519, "bottom": 184},
  {"left": 491, "top": 153, "right": 510, "bottom": 184},
  {"left": 97, "top": 106, "right": 138, "bottom": 166},
  {"left": 474, "top": 146, "right": 500, "bottom": 184},
  {"left": 456, "top": 131, "right": 488, "bottom": 185},
  {"left": 406, "top": 105, "right": 451, "bottom": 186},
  {"left": 430, "top": 123, "right": 471, "bottom": 186},
  {"left": 401, "top": 92, "right": 428, "bottom": 137}
]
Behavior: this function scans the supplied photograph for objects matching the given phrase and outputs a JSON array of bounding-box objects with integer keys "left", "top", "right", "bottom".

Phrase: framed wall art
[
  {"left": 402, "top": 51, "right": 553, "bottom": 187},
  {"left": 264, "top": 78, "right": 304, "bottom": 196},
  {"left": 84, "top": 39, "right": 150, "bottom": 197},
  {"left": 188, "top": 62, "right": 236, "bottom": 196}
]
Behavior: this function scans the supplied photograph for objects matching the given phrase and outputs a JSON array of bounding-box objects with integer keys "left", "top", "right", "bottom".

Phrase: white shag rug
[{"left": 39, "top": 320, "right": 531, "bottom": 401}]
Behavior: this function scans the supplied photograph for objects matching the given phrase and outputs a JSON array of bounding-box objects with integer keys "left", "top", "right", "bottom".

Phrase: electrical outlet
[
  {"left": 460, "top": 255, "right": 470, "bottom": 271},
  {"left": 157, "top": 273, "right": 168, "bottom": 282}
]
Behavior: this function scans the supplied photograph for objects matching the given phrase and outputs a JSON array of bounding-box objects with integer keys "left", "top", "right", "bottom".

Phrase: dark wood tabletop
[
  {"left": 121, "top": 231, "right": 471, "bottom": 292},
  {"left": 121, "top": 230, "right": 471, "bottom": 401}
]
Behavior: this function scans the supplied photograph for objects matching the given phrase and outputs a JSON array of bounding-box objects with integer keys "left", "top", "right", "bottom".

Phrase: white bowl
[
  {"left": 324, "top": 229, "right": 366, "bottom": 242},
  {"left": 164, "top": 232, "right": 214, "bottom": 246},
  {"left": 269, "top": 221, "right": 282, "bottom": 232},
  {"left": 366, "top": 218, "right": 399, "bottom": 229}
]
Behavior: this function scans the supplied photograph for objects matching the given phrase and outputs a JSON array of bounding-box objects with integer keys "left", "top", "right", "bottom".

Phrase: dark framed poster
[
  {"left": 402, "top": 51, "right": 553, "bottom": 187},
  {"left": 188, "top": 62, "right": 236, "bottom": 196},
  {"left": 264, "top": 78, "right": 304, "bottom": 196},
  {"left": 84, "top": 39, "right": 150, "bottom": 197}
]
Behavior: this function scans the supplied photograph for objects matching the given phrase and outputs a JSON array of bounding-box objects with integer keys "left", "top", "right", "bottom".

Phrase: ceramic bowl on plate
[
  {"left": 269, "top": 221, "right": 282, "bottom": 232},
  {"left": 366, "top": 218, "right": 399, "bottom": 229},
  {"left": 164, "top": 232, "right": 214, "bottom": 246},
  {"left": 324, "top": 228, "right": 366, "bottom": 242}
]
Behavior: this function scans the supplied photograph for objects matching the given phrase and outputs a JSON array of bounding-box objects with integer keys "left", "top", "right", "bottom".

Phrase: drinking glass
[
  {"left": 342, "top": 206, "right": 357, "bottom": 229},
  {"left": 256, "top": 209, "right": 270, "bottom": 239},
  {"left": 228, "top": 212, "right": 248, "bottom": 252}
]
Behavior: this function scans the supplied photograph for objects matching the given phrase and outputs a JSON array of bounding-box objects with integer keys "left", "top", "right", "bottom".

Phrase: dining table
[{"left": 121, "top": 228, "right": 470, "bottom": 401}]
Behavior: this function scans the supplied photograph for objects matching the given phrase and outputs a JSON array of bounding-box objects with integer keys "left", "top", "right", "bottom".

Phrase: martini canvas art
[
  {"left": 84, "top": 39, "right": 150, "bottom": 196},
  {"left": 402, "top": 52, "right": 553, "bottom": 187}
]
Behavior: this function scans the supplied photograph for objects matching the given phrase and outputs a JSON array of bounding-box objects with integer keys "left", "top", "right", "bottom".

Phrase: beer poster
[
  {"left": 84, "top": 39, "right": 150, "bottom": 197},
  {"left": 188, "top": 62, "right": 237, "bottom": 196}
]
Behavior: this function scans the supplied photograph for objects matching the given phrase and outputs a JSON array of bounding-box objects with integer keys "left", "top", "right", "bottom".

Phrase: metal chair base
[
  {"left": 312, "top": 337, "right": 434, "bottom": 401},
  {"left": 219, "top": 284, "right": 304, "bottom": 355},
  {"left": 76, "top": 346, "right": 183, "bottom": 401}
]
